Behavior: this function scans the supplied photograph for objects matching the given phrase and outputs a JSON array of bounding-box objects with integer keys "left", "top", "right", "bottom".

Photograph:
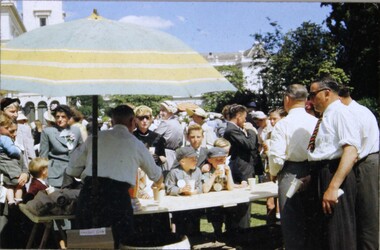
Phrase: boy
[
  {"left": 24, "top": 157, "right": 49, "bottom": 203},
  {"left": 165, "top": 147, "right": 202, "bottom": 236}
]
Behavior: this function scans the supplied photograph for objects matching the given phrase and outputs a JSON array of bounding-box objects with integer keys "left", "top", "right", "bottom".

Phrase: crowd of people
[{"left": 0, "top": 76, "right": 379, "bottom": 249}]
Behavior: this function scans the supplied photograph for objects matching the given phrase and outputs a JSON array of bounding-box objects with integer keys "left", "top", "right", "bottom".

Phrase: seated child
[
  {"left": 165, "top": 147, "right": 203, "bottom": 236},
  {"left": 24, "top": 157, "right": 49, "bottom": 203},
  {"left": 202, "top": 147, "right": 234, "bottom": 239},
  {"left": 0, "top": 113, "right": 24, "bottom": 206}
]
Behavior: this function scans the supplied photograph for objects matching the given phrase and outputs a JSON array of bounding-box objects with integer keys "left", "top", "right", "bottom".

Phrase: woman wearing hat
[
  {"left": 40, "top": 105, "right": 83, "bottom": 188},
  {"left": 154, "top": 101, "right": 183, "bottom": 175}
]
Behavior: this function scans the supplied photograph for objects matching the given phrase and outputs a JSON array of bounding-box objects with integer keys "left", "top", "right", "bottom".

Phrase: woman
[
  {"left": 40, "top": 105, "right": 82, "bottom": 188},
  {"left": 154, "top": 101, "right": 183, "bottom": 173}
]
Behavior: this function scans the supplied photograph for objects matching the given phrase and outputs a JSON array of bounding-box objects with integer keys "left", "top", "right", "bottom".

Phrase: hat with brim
[
  {"left": 16, "top": 111, "right": 28, "bottom": 121},
  {"left": 176, "top": 147, "right": 197, "bottom": 161},
  {"left": 208, "top": 147, "right": 228, "bottom": 158},
  {"left": 0, "top": 98, "right": 20, "bottom": 111},
  {"left": 251, "top": 111, "right": 267, "bottom": 120},
  {"left": 44, "top": 111, "right": 55, "bottom": 123},
  {"left": 186, "top": 108, "right": 207, "bottom": 118},
  {"left": 160, "top": 100, "right": 178, "bottom": 114}
]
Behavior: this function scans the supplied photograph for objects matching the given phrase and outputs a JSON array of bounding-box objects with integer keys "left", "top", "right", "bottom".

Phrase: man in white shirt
[
  {"left": 268, "top": 84, "right": 318, "bottom": 249},
  {"left": 339, "top": 86, "right": 379, "bottom": 250},
  {"left": 67, "top": 105, "right": 164, "bottom": 248},
  {"left": 308, "top": 78, "right": 361, "bottom": 250}
]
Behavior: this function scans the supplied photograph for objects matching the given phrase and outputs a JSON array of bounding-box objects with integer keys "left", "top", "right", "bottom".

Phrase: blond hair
[
  {"left": 186, "top": 123, "right": 203, "bottom": 136},
  {"left": 214, "top": 138, "right": 231, "bottom": 148},
  {"left": 0, "top": 112, "right": 12, "bottom": 128},
  {"left": 29, "top": 157, "right": 49, "bottom": 178},
  {"left": 134, "top": 105, "right": 153, "bottom": 117}
]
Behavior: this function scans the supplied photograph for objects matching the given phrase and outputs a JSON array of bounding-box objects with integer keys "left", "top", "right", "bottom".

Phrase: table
[
  {"left": 135, "top": 182, "right": 278, "bottom": 215},
  {"left": 19, "top": 182, "right": 278, "bottom": 248},
  {"left": 19, "top": 203, "right": 75, "bottom": 249}
]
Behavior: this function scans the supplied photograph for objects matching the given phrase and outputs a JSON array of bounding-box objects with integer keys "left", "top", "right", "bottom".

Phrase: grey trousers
[
  {"left": 278, "top": 161, "right": 312, "bottom": 250},
  {"left": 355, "top": 153, "right": 379, "bottom": 250}
]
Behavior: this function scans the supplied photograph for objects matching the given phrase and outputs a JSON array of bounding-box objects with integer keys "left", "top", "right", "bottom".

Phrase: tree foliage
[
  {"left": 252, "top": 21, "right": 349, "bottom": 109},
  {"left": 322, "top": 3, "right": 380, "bottom": 101}
]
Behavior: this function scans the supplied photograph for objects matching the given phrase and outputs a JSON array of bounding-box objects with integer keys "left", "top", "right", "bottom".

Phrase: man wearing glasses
[{"left": 308, "top": 78, "right": 361, "bottom": 250}]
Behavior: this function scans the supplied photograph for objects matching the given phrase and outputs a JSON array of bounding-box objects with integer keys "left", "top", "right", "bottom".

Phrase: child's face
[
  {"left": 0, "top": 126, "right": 10, "bottom": 136},
  {"left": 8, "top": 123, "right": 17, "bottom": 140},
  {"left": 187, "top": 130, "right": 203, "bottom": 150},
  {"left": 269, "top": 112, "right": 282, "bottom": 127},
  {"left": 208, "top": 156, "right": 227, "bottom": 168},
  {"left": 180, "top": 156, "right": 197, "bottom": 170}
]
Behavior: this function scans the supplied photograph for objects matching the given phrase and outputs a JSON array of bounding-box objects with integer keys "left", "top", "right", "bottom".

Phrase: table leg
[
  {"left": 39, "top": 222, "right": 52, "bottom": 249},
  {"left": 26, "top": 223, "right": 38, "bottom": 248}
]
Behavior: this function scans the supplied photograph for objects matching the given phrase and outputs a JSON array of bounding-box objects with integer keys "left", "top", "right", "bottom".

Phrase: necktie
[{"left": 307, "top": 117, "right": 323, "bottom": 153}]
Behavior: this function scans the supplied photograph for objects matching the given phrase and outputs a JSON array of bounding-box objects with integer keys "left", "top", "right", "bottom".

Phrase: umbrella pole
[{"left": 91, "top": 95, "right": 99, "bottom": 226}]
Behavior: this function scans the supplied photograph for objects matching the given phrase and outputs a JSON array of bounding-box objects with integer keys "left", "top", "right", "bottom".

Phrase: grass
[{"left": 200, "top": 199, "right": 268, "bottom": 233}]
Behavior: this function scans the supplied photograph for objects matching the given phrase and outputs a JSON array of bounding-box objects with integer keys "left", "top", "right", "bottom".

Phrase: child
[
  {"left": 24, "top": 157, "right": 49, "bottom": 203},
  {"left": 0, "top": 113, "right": 24, "bottom": 206},
  {"left": 165, "top": 147, "right": 203, "bottom": 236},
  {"left": 202, "top": 147, "right": 234, "bottom": 239}
]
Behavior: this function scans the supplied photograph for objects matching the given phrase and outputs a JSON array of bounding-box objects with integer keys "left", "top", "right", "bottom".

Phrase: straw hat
[
  {"left": 16, "top": 111, "right": 28, "bottom": 121},
  {"left": 44, "top": 111, "right": 55, "bottom": 123},
  {"left": 186, "top": 108, "right": 207, "bottom": 118}
]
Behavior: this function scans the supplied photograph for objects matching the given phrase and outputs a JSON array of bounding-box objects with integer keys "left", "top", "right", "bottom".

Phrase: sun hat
[
  {"left": 251, "top": 111, "right": 267, "bottom": 120},
  {"left": 186, "top": 108, "right": 207, "bottom": 118},
  {"left": 16, "top": 111, "right": 28, "bottom": 121},
  {"left": 160, "top": 100, "right": 178, "bottom": 114},
  {"left": 44, "top": 111, "right": 55, "bottom": 123}
]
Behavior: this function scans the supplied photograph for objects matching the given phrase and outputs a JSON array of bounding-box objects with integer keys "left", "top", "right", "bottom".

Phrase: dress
[
  {"left": 347, "top": 100, "right": 379, "bottom": 249},
  {"left": 307, "top": 100, "right": 361, "bottom": 250},
  {"left": 268, "top": 107, "right": 318, "bottom": 249},
  {"left": 68, "top": 124, "right": 162, "bottom": 247},
  {"left": 39, "top": 125, "right": 82, "bottom": 188}
]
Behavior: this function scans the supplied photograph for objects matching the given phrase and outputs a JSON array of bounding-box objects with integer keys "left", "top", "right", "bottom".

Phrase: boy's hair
[
  {"left": 186, "top": 123, "right": 204, "bottom": 136},
  {"left": 213, "top": 138, "right": 231, "bottom": 148},
  {"left": 29, "top": 157, "right": 49, "bottom": 178},
  {"left": 0, "top": 112, "right": 12, "bottom": 128}
]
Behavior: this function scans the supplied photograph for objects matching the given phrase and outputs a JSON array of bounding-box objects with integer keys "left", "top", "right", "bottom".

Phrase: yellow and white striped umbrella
[{"left": 1, "top": 13, "right": 235, "bottom": 97}]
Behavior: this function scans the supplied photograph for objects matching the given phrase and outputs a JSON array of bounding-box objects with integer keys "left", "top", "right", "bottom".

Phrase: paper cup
[
  {"left": 248, "top": 178, "right": 256, "bottom": 191},
  {"left": 286, "top": 178, "right": 303, "bottom": 198},
  {"left": 149, "top": 147, "right": 155, "bottom": 154},
  {"left": 217, "top": 164, "right": 225, "bottom": 178},
  {"left": 46, "top": 186, "right": 55, "bottom": 195},
  {"left": 188, "top": 179, "right": 196, "bottom": 192},
  {"left": 153, "top": 187, "right": 165, "bottom": 203}
]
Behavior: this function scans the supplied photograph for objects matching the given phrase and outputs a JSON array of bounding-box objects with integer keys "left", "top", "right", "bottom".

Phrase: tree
[
  {"left": 322, "top": 3, "right": 380, "bottom": 103},
  {"left": 252, "top": 21, "right": 349, "bottom": 109}
]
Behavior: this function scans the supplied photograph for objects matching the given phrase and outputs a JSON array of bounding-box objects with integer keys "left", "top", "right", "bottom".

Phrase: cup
[
  {"left": 149, "top": 147, "right": 155, "bottom": 154},
  {"left": 286, "top": 177, "right": 303, "bottom": 198},
  {"left": 248, "top": 178, "right": 256, "bottom": 191},
  {"left": 45, "top": 186, "right": 55, "bottom": 195},
  {"left": 217, "top": 164, "right": 225, "bottom": 178},
  {"left": 187, "top": 179, "right": 196, "bottom": 192}
]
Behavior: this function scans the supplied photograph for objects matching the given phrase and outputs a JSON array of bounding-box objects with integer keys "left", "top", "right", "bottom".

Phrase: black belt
[{"left": 309, "top": 158, "right": 340, "bottom": 169}]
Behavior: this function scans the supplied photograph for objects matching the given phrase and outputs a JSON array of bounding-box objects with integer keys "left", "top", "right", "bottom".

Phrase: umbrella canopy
[{"left": 1, "top": 12, "right": 235, "bottom": 97}]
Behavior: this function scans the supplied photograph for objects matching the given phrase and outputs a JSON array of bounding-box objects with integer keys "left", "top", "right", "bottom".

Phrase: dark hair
[
  {"left": 70, "top": 108, "right": 84, "bottom": 122},
  {"left": 221, "top": 104, "right": 231, "bottom": 120},
  {"left": 313, "top": 77, "right": 340, "bottom": 93},
  {"left": 268, "top": 107, "right": 287, "bottom": 118},
  {"left": 229, "top": 104, "right": 247, "bottom": 119},
  {"left": 111, "top": 105, "right": 135, "bottom": 124},
  {"left": 55, "top": 105, "right": 73, "bottom": 118},
  {"left": 285, "top": 84, "right": 308, "bottom": 100},
  {"left": 338, "top": 85, "right": 351, "bottom": 98}
]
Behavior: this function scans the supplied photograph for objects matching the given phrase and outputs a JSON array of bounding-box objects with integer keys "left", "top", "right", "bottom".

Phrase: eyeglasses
[
  {"left": 136, "top": 115, "right": 151, "bottom": 121},
  {"left": 308, "top": 88, "right": 330, "bottom": 99}
]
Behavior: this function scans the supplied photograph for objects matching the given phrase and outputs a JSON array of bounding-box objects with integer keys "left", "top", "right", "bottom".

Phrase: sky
[{"left": 23, "top": 1, "right": 332, "bottom": 53}]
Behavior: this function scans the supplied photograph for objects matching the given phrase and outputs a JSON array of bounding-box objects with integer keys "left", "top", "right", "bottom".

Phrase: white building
[
  {"left": 204, "top": 41, "right": 268, "bottom": 92},
  {"left": 1, "top": 0, "right": 66, "bottom": 122},
  {"left": 22, "top": 0, "right": 65, "bottom": 31}
]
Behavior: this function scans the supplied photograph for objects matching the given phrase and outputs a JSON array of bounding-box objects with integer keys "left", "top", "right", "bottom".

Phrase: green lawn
[{"left": 200, "top": 199, "right": 268, "bottom": 233}]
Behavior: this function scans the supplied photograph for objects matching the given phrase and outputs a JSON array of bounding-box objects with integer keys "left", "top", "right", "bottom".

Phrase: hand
[
  {"left": 151, "top": 182, "right": 165, "bottom": 190},
  {"left": 322, "top": 187, "right": 339, "bottom": 214},
  {"left": 17, "top": 173, "right": 29, "bottom": 187},
  {"left": 201, "top": 164, "right": 211, "bottom": 173},
  {"left": 180, "top": 184, "right": 193, "bottom": 195},
  {"left": 270, "top": 174, "right": 277, "bottom": 183},
  {"left": 224, "top": 165, "right": 231, "bottom": 175}
]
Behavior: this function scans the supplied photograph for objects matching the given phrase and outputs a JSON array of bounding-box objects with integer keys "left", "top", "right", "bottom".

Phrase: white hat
[
  {"left": 251, "top": 111, "right": 267, "bottom": 119},
  {"left": 186, "top": 107, "right": 207, "bottom": 118},
  {"left": 160, "top": 101, "right": 178, "bottom": 114},
  {"left": 44, "top": 111, "right": 55, "bottom": 123},
  {"left": 16, "top": 111, "right": 28, "bottom": 121}
]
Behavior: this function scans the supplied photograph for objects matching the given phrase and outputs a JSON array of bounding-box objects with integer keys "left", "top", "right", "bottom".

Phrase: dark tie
[{"left": 307, "top": 117, "right": 323, "bottom": 153}]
